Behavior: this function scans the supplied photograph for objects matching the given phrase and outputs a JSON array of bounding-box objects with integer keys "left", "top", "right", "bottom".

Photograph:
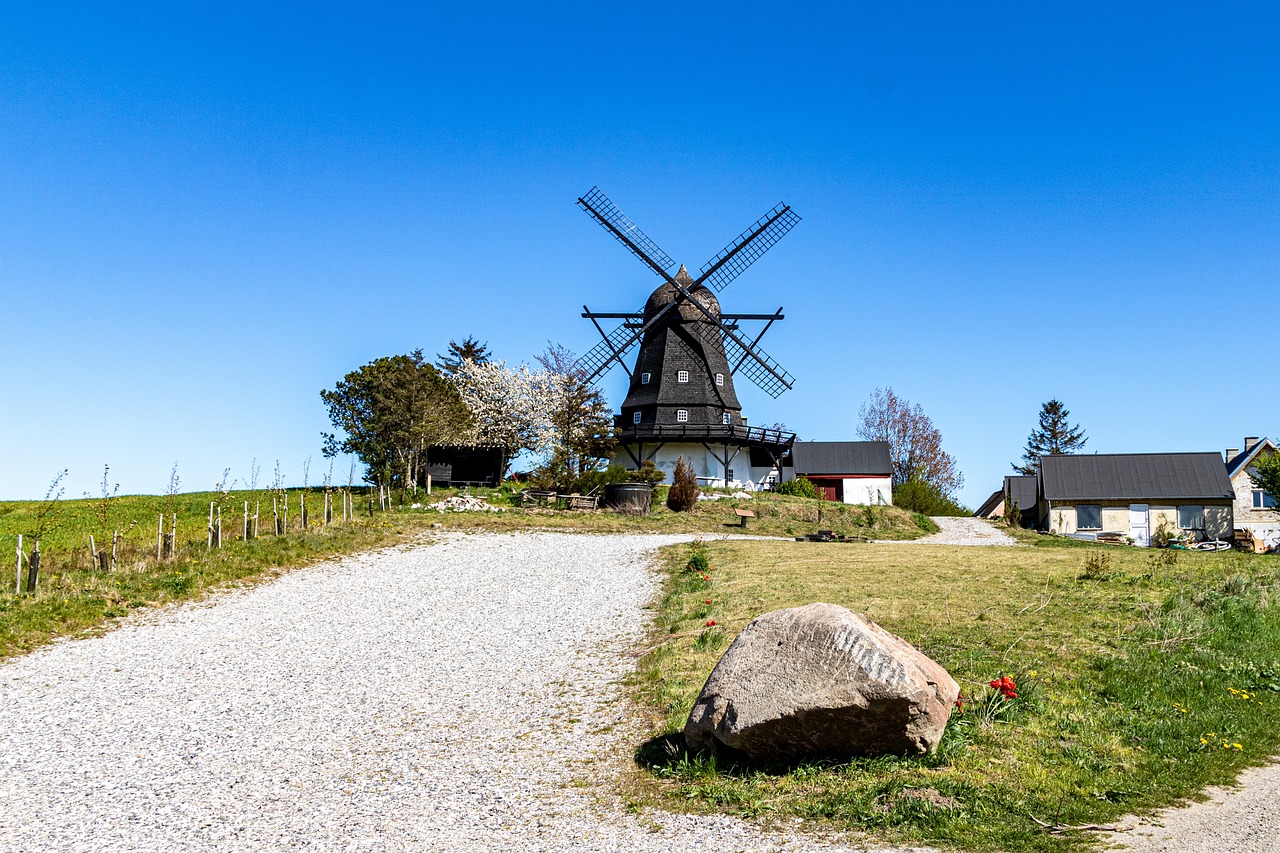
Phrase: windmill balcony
[{"left": 618, "top": 422, "right": 796, "bottom": 450}]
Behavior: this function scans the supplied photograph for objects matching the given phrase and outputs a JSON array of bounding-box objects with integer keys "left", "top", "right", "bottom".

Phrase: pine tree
[
  {"left": 1013, "top": 399, "right": 1087, "bottom": 474},
  {"left": 435, "top": 336, "right": 491, "bottom": 376},
  {"left": 666, "top": 455, "right": 700, "bottom": 512}
]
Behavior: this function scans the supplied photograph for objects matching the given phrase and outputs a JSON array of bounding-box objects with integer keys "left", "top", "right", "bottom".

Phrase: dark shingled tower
[{"left": 620, "top": 266, "right": 743, "bottom": 431}]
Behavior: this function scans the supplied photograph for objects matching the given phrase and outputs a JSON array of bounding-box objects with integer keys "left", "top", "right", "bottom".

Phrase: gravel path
[
  {"left": 1103, "top": 761, "right": 1280, "bottom": 852},
  {"left": 877, "top": 516, "right": 1019, "bottom": 546},
  {"left": 0, "top": 532, "right": 921, "bottom": 853}
]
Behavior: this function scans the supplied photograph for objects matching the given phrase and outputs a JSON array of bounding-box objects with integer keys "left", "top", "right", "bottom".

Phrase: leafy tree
[
  {"left": 436, "top": 336, "right": 491, "bottom": 376},
  {"left": 667, "top": 455, "right": 700, "bottom": 512},
  {"left": 321, "top": 350, "right": 472, "bottom": 489},
  {"left": 451, "top": 358, "right": 556, "bottom": 477},
  {"left": 532, "top": 343, "right": 617, "bottom": 491},
  {"left": 856, "top": 387, "right": 963, "bottom": 498},
  {"left": 1250, "top": 449, "right": 1280, "bottom": 506},
  {"left": 1013, "top": 399, "right": 1087, "bottom": 475}
]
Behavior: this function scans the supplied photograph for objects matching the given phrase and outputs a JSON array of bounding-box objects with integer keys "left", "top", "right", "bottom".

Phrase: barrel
[{"left": 604, "top": 483, "right": 653, "bottom": 515}]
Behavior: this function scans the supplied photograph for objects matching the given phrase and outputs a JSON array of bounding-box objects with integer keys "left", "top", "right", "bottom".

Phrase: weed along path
[{"left": 0, "top": 532, "right": 916, "bottom": 853}]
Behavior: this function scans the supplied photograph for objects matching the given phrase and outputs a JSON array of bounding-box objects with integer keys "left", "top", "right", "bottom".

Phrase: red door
[{"left": 808, "top": 478, "right": 842, "bottom": 502}]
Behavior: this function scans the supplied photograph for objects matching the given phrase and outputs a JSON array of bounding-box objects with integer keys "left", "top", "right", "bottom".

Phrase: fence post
[
  {"left": 207, "top": 502, "right": 214, "bottom": 549},
  {"left": 25, "top": 537, "right": 39, "bottom": 594},
  {"left": 167, "top": 513, "right": 177, "bottom": 559},
  {"left": 15, "top": 534, "right": 22, "bottom": 595},
  {"left": 216, "top": 505, "right": 222, "bottom": 549},
  {"left": 157, "top": 514, "right": 164, "bottom": 560}
]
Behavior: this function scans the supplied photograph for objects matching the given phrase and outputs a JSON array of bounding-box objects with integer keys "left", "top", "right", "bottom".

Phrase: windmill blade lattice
[
  {"left": 576, "top": 320, "right": 642, "bottom": 383},
  {"left": 577, "top": 187, "right": 678, "bottom": 277},
  {"left": 697, "top": 203, "right": 801, "bottom": 292},
  {"left": 720, "top": 331, "right": 795, "bottom": 398}
]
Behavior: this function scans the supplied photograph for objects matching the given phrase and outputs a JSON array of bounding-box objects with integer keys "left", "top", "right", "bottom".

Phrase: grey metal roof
[
  {"left": 1226, "top": 437, "right": 1275, "bottom": 479},
  {"left": 1003, "top": 475, "right": 1038, "bottom": 510},
  {"left": 974, "top": 489, "right": 1004, "bottom": 518},
  {"left": 789, "top": 441, "right": 892, "bottom": 476},
  {"left": 1039, "top": 453, "right": 1233, "bottom": 501}
]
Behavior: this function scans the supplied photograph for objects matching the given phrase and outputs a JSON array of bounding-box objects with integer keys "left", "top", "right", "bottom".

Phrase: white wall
[
  {"left": 840, "top": 476, "right": 892, "bottom": 506},
  {"left": 614, "top": 444, "right": 763, "bottom": 490}
]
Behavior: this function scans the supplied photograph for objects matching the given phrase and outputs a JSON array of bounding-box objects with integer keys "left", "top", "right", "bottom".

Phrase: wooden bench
[{"left": 734, "top": 508, "right": 756, "bottom": 528}]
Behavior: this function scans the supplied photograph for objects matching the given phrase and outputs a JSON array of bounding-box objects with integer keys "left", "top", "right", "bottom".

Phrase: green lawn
[{"left": 630, "top": 537, "right": 1280, "bottom": 852}]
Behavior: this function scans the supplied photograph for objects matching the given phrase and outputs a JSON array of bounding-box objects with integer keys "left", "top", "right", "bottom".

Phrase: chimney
[
  {"left": 1245, "top": 436, "right": 1260, "bottom": 451},
  {"left": 1226, "top": 448, "right": 1239, "bottom": 463}
]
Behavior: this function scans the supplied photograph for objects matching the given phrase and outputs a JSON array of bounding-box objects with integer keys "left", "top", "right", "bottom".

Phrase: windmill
[{"left": 576, "top": 186, "right": 800, "bottom": 487}]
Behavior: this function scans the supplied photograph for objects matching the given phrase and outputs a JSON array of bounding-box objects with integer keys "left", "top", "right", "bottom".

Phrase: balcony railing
[{"left": 617, "top": 423, "right": 796, "bottom": 447}]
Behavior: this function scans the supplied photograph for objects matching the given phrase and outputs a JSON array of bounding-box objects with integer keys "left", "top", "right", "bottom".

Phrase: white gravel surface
[
  {"left": 1103, "top": 760, "right": 1280, "bottom": 852},
  {"left": 877, "top": 517, "right": 1019, "bottom": 546},
  {"left": 0, "top": 532, "right": 924, "bottom": 853}
]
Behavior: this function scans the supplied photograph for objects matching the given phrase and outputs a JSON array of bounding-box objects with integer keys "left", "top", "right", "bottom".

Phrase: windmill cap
[{"left": 644, "top": 266, "right": 721, "bottom": 321}]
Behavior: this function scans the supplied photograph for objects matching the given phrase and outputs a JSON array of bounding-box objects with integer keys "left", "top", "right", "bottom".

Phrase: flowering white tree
[{"left": 451, "top": 359, "right": 556, "bottom": 475}]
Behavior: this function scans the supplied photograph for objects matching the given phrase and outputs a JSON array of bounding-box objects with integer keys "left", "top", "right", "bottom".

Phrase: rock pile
[
  {"left": 684, "top": 602, "right": 959, "bottom": 762},
  {"left": 426, "top": 496, "right": 504, "bottom": 512}
]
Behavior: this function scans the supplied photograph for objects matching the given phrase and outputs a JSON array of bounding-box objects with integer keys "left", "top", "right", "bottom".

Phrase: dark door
[{"left": 808, "top": 477, "right": 842, "bottom": 502}]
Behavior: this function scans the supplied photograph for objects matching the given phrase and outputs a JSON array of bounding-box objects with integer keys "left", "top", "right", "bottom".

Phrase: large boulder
[{"left": 683, "top": 603, "right": 959, "bottom": 762}]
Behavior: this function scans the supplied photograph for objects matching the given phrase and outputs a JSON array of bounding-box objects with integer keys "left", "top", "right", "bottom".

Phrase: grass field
[{"left": 631, "top": 536, "right": 1280, "bottom": 852}]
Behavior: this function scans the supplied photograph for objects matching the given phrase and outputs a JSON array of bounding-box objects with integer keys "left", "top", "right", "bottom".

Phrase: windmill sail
[
  {"left": 577, "top": 187, "right": 677, "bottom": 277},
  {"left": 697, "top": 203, "right": 801, "bottom": 292},
  {"left": 683, "top": 317, "right": 795, "bottom": 399},
  {"left": 576, "top": 320, "right": 642, "bottom": 382}
]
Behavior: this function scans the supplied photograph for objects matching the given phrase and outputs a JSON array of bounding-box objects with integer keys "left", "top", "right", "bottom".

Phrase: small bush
[
  {"left": 892, "top": 478, "right": 969, "bottom": 516},
  {"left": 1080, "top": 550, "right": 1113, "bottom": 580},
  {"left": 667, "top": 456, "right": 700, "bottom": 512},
  {"left": 575, "top": 465, "right": 631, "bottom": 495},
  {"left": 775, "top": 477, "right": 818, "bottom": 499},
  {"left": 628, "top": 460, "right": 666, "bottom": 486},
  {"left": 1152, "top": 518, "right": 1179, "bottom": 548}
]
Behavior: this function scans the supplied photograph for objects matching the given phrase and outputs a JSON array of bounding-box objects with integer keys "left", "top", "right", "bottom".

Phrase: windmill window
[
  {"left": 1253, "top": 490, "right": 1277, "bottom": 509},
  {"left": 677, "top": 370, "right": 689, "bottom": 383},
  {"left": 633, "top": 411, "right": 642, "bottom": 424},
  {"left": 715, "top": 373, "right": 724, "bottom": 387},
  {"left": 640, "top": 372, "right": 651, "bottom": 385},
  {"left": 676, "top": 409, "right": 688, "bottom": 423}
]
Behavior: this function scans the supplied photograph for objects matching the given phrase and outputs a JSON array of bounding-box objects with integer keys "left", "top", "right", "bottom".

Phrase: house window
[
  {"left": 632, "top": 411, "right": 641, "bottom": 424},
  {"left": 640, "top": 372, "right": 651, "bottom": 385},
  {"left": 1253, "top": 490, "right": 1277, "bottom": 509},
  {"left": 722, "top": 412, "right": 731, "bottom": 425},
  {"left": 676, "top": 409, "right": 688, "bottom": 423},
  {"left": 715, "top": 373, "right": 724, "bottom": 386},
  {"left": 677, "top": 370, "right": 689, "bottom": 383},
  {"left": 1178, "top": 505, "right": 1205, "bottom": 530},
  {"left": 1077, "top": 505, "right": 1102, "bottom": 530}
]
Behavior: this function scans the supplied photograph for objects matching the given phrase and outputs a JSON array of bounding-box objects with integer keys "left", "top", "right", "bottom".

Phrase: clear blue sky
[{"left": 2, "top": 3, "right": 1277, "bottom": 505}]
